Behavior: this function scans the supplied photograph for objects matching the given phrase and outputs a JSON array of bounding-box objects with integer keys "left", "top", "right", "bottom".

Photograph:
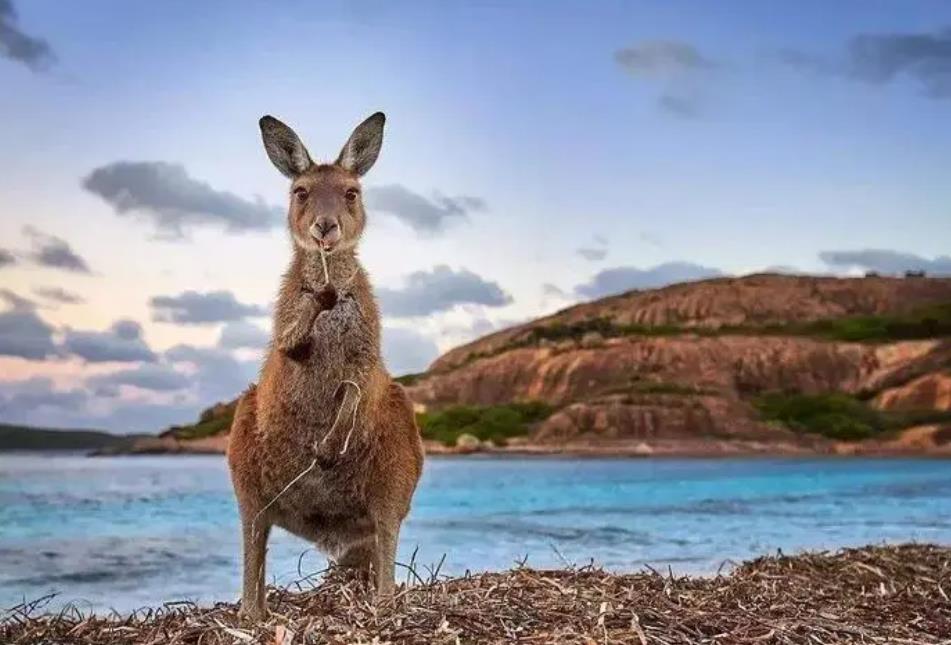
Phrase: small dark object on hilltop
[{"left": 3, "top": 543, "right": 949, "bottom": 644}]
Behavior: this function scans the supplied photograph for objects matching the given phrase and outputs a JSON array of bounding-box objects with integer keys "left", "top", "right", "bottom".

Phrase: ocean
[{"left": 1, "top": 454, "right": 949, "bottom": 614}]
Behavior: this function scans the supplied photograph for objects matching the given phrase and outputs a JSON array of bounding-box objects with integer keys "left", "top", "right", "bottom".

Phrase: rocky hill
[
  {"left": 406, "top": 274, "right": 951, "bottom": 455},
  {"left": 156, "top": 273, "right": 951, "bottom": 456},
  {"left": 432, "top": 273, "right": 951, "bottom": 370}
]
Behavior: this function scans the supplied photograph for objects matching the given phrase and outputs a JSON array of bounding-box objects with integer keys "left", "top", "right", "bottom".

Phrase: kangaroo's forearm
[{"left": 277, "top": 296, "right": 319, "bottom": 354}]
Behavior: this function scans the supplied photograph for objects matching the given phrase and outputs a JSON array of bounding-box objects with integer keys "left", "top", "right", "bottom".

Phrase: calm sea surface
[{"left": 1, "top": 454, "right": 949, "bottom": 614}]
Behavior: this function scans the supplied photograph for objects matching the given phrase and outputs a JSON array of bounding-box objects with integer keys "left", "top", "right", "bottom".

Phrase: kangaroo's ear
[
  {"left": 259, "top": 115, "right": 313, "bottom": 179},
  {"left": 336, "top": 112, "right": 385, "bottom": 176}
]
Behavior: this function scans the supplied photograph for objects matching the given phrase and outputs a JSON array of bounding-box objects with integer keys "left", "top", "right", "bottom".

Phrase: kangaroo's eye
[
  {"left": 345, "top": 188, "right": 359, "bottom": 203},
  {"left": 293, "top": 188, "right": 308, "bottom": 202}
]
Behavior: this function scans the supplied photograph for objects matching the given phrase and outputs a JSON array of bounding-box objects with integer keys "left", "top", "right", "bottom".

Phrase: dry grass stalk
[{"left": 2, "top": 543, "right": 949, "bottom": 644}]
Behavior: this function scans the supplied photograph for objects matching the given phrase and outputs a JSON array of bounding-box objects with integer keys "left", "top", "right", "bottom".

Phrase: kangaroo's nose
[{"left": 314, "top": 220, "right": 338, "bottom": 237}]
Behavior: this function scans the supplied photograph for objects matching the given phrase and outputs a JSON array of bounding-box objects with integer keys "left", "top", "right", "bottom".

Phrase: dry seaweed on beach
[{"left": 2, "top": 544, "right": 949, "bottom": 644}]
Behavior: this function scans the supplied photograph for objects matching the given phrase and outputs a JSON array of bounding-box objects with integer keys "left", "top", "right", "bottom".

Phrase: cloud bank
[
  {"left": 575, "top": 261, "right": 724, "bottom": 299},
  {"left": 0, "top": 0, "right": 54, "bottom": 72},
  {"left": 0, "top": 290, "right": 58, "bottom": 359},
  {"left": 781, "top": 27, "right": 951, "bottom": 100},
  {"left": 62, "top": 320, "right": 157, "bottom": 363},
  {"left": 33, "top": 286, "right": 84, "bottom": 305},
  {"left": 614, "top": 41, "right": 715, "bottom": 76},
  {"left": 364, "top": 184, "right": 484, "bottom": 234},
  {"left": 151, "top": 290, "right": 267, "bottom": 324},
  {"left": 83, "top": 161, "right": 282, "bottom": 237},
  {"left": 614, "top": 40, "right": 716, "bottom": 118},
  {"left": 24, "top": 226, "right": 91, "bottom": 274},
  {"left": 378, "top": 266, "right": 512, "bottom": 317},
  {"left": 819, "top": 249, "right": 951, "bottom": 275},
  {"left": 577, "top": 247, "right": 607, "bottom": 262},
  {"left": 88, "top": 363, "right": 190, "bottom": 394}
]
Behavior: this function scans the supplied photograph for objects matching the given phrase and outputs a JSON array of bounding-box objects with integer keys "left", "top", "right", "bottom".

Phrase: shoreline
[
  {"left": 83, "top": 433, "right": 951, "bottom": 458},
  {"left": 3, "top": 543, "right": 948, "bottom": 644}
]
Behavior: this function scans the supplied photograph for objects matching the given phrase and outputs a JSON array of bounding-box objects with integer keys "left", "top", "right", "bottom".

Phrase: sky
[{"left": 1, "top": 0, "right": 950, "bottom": 432}]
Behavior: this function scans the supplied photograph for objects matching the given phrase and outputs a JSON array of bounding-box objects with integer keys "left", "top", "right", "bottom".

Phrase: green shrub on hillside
[
  {"left": 754, "top": 393, "right": 884, "bottom": 440},
  {"left": 803, "top": 303, "right": 951, "bottom": 342},
  {"left": 753, "top": 392, "right": 951, "bottom": 441},
  {"left": 500, "top": 303, "right": 951, "bottom": 359},
  {"left": 527, "top": 318, "right": 620, "bottom": 343},
  {"left": 526, "top": 318, "right": 684, "bottom": 344},
  {"left": 172, "top": 412, "right": 235, "bottom": 440},
  {"left": 394, "top": 372, "right": 425, "bottom": 386},
  {"left": 417, "top": 402, "right": 554, "bottom": 446}
]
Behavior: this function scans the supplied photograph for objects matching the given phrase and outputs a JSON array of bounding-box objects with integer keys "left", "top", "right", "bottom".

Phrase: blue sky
[{"left": 1, "top": 0, "right": 950, "bottom": 431}]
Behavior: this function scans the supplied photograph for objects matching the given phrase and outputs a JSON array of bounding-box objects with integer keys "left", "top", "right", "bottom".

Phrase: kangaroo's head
[{"left": 259, "top": 112, "right": 385, "bottom": 254}]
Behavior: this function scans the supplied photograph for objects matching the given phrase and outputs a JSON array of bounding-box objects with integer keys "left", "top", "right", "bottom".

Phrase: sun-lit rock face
[
  {"left": 431, "top": 274, "right": 951, "bottom": 372},
  {"left": 875, "top": 373, "right": 951, "bottom": 412},
  {"left": 411, "top": 336, "right": 886, "bottom": 408},
  {"left": 406, "top": 335, "right": 949, "bottom": 444},
  {"left": 404, "top": 274, "right": 951, "bottom": 451}
]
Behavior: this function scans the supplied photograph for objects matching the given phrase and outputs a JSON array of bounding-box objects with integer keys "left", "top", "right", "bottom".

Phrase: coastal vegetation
[
  {"left": 563, "top": 303, "right": 951, "bottom": 344},
  {"left": 164, "top": 401, "right": 239, "bottom": 440},
  {"left": 736, "top": 301, "right": 951, "bottom": 343},
  {"left": 754, "top": 392, "right": 951, "bottom": 441},
  {"left": 417, "top": 401, "right": 554, "bottom": 446},
  {"left": 394, "top": 372, "right": 425, "bottom": 386},
  {"left": 169, "top": 411, "right": 235, "bottom": 440}
]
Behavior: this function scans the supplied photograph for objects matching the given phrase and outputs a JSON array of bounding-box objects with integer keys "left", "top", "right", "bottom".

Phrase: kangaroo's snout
[
  {"left": 308, "top": 215, "right": 342, "bottom": 251},
  {"left": 310, "top": 217, "right": 340, "bottom": 245}
]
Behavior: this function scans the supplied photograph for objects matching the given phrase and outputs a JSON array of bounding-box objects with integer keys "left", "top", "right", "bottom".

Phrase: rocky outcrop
[
  {"left": 433, "top": 274, "right": 951, "bottom": 371},
  {"left": 397, "top": 275, "right": 951, "bottom": 454},
  {"left": 874, "top": 372, "right": 951, "bottom": 412},
  {"left": 409, "top": 336, "right": 941, "bottom": 409},
  {"left": 533, "top": 395, "right": 775, "bottom": 443}
]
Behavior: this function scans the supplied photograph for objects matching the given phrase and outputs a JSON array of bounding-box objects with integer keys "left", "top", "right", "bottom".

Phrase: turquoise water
[{"left": 1, "top": 454, "right": 950, "bottom": 614}]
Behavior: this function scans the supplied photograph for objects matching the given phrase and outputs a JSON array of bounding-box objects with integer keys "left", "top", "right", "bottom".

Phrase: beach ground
[{"left": 2, "top": 543, "right": 948, "bottom": 644}]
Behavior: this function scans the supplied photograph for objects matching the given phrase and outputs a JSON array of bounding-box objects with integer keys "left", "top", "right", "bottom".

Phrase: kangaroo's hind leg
[
  {"left": 227, "top": 386, "right": 271, "bottom": 620},
  {"left": 239, "top": 514, "right": 270, "bottom": 620},
  {"left": 372, "top": 522, "right": 399, "bottom": 597}
]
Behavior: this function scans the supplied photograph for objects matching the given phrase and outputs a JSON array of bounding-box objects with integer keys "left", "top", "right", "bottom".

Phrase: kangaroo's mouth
[
  {"left": 309, "top": 228, "right": 341, "bottom": 252},
  {"left": 316, "top": 238, "right": 338, "bottom": 253}
]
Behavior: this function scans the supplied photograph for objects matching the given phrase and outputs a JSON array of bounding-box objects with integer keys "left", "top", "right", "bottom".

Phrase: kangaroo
[{"left": 227, "top": 112, "right": 424, "bottom": 621}]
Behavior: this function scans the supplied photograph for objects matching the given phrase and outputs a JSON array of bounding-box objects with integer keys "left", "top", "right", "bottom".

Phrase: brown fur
[{"left": 227, "top": 114, "right": 423, "bottom": 620}]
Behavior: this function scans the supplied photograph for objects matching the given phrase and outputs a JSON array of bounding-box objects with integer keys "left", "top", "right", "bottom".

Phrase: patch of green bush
[
  {"left": 753, "top": 393, "right": 884, "bottom": 441},
  {"left": 172, "top": 412, "right": 235, "bottom": 440},
  {"left": 599, "top": 379, "right": 717, "bottom": 398},
  {"left": 753, "top": 392, "right": 951, "bottom": 441},
  {"left": 526, "top": 318, "right": 685, "bottom": 344},
  {"left": 802, "top": 303, "right": 951, "bottom": 342},
  {"left": 417, "top": 402, "right": 554, "bottom": 446},
  {"left": 394, "top": 372, "right": 425, "bottom": 386},
  {"left": 491, "top": 303, "right": 951, "bottom": 359}
]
